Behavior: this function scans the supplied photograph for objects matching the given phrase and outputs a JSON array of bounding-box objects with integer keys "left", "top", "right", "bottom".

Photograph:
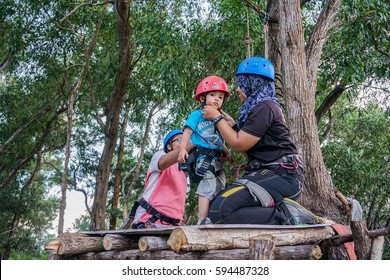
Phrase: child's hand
[
  {"left": 178, "top": 148, "right": 188, "bottom": 163},
  {"left": 225, "top": 152, "right": 236, "bottom": 164},
  {"left": 221, "top": 151, "right": 236, "bottom": 164}
]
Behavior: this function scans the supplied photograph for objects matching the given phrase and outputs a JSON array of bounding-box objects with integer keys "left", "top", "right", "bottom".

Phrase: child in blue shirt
[{"left": 178, "top": 76, "right": 234, "bottom": 224}]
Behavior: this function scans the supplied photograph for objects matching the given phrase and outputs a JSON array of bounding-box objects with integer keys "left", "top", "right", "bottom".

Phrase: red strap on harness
[{"left": 331, "top": 224, "right": 357, "bottom": 260}]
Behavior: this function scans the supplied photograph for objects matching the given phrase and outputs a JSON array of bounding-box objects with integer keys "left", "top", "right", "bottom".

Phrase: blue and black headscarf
[{"left": 236, "top": 74, "right": 280, "bottom": 129}]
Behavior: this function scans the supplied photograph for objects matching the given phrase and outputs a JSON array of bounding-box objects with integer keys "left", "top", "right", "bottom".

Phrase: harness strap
[
  {"left": 196, "top": 147, "right": 222, "bottom": 158},
  {"left": 234, "top": 178, "right": 274, "bottom": 207},
  {"left": 129, "top": 198, "right": 181, "bottom": 227},
  {"left": 246, "top": 154, "right": 304, "bottom": 172},
  {"left": 186, "top": 147, "right": 223, "bottom": 184},
  {"left": 195, "top": 155, "right": 213, "bottom": 177}
]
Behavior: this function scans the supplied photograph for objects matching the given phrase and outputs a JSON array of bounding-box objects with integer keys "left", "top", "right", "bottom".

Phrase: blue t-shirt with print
[{"left": 184, "top": 109, "right": 224, "bottom": 151}]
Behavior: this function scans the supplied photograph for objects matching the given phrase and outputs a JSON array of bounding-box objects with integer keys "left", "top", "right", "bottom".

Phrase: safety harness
[
  {"left": 128, "top": 198, "right": 181, "bottom": 229},
  {"left": 234, "top": 154, "right": 303, "bottom": 211},
  {"left": 245, "top": 154, "right": 304, "bottom": 174},
  {"left": 184, "top": 146, "right": 223, "bottom": 184},
  {"left": 233, "top": 178, "right": 275, "bottom": 207}
]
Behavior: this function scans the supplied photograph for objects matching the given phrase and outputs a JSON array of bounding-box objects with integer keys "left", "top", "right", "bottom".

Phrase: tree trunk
[
  {"left": 370, "top": 236, "right": 384, "bottom": 260},
  {"left": 266, "top": 1, "right": 283, "bottom": 101},
  {"left": 109, "top": 109, "right": 129, "bottom": 230},
  {"left": 91, "top": 0, "right": 132, "bottom": 231},
  {"left": 2, "top": 214, "right": 20, "bottom": 260},
  {"left": 278, "top": 0, "right": 346, "bottom": 222},
  {"left": 351, "top": 220, "right": 371, "bottom": 260}
]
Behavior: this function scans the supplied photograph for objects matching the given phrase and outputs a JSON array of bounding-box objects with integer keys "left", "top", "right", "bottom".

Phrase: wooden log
[
  {"left": 200, "top": 249, "right": 249, "bottom": 260},
  {"left": 138, "top": 236, "right": 169, "bottom": 251},
  {"left": 44, "top": 233, "right": 104, "bottom": 255},
  {"left": 67, "top": 245, "right": 322, "bottom": 260},
  {"left": 249, "top": 235, "right": 275, "bottom": 260},
  {"left": 351, "top": 220, "right": 371, "bottom": 260},
  {"left": 202, "top": 245, "right": 322, "bottom": 260},
  {"left": 369, "top": 236, "right": 384, "bottom": 260},
  {"left": 103, "top": 234, "right": 139, "bottom": 251},
  {"left": 167, "top": 225, "right": 335, "bottom": 252},
  {"left": 274, "top": 245, "right": 322, "bottom": 260},
  {"left": 68, "top": 249, "right": 200, "bottom": 260}
]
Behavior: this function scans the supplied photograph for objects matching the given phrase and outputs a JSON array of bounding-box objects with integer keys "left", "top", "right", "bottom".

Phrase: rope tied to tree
[
  {"left": 263, "top": 12, "right": 269, "bottom": 59},
  {"left": 246, "top": 6, "right": 254, "bottom": 58}
]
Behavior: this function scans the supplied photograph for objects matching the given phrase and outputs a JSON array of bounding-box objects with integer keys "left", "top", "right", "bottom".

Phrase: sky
[{"left": 50, "top": 190, "right": 87, "bottom": 234}]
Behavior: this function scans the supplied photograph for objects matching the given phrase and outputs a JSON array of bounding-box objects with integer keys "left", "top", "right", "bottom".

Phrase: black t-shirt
[{"left": 240, "top": 100, "right": 298, "bottom": 163}]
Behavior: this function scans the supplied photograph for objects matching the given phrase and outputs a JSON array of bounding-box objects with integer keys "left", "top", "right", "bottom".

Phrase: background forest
[{"left": 0, "top": 0, "right": 389, "bottom": 260}]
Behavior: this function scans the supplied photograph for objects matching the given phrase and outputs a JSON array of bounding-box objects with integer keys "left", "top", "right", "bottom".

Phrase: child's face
[{"left": 202, "top": 91, "right": 225, "bottom": 109}]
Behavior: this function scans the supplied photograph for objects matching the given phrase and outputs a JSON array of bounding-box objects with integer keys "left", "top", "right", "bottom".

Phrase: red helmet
[{"left": 195, "top": 76, "right": 230, "bottom": 101}]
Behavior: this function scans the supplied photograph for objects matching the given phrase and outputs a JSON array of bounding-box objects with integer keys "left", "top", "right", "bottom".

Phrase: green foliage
[{"left": 322, "top": 104, "right": 389, "bottom": 258}]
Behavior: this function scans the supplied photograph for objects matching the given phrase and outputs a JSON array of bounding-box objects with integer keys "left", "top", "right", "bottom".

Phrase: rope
[
  {"left": 245, "top": 6, "right": 254, "bottom": 58},
  {"left": 264, "top": 13, "right": 269, "bottom": 59}
]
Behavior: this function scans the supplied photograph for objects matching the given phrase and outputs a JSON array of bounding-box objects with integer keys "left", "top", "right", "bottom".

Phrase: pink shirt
[{"left": 133, "top": 151, "right": 187, "bottom": 225}]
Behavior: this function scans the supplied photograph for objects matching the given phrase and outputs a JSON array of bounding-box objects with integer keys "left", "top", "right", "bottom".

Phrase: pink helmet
[{"left": 195, "top": 76, "right": 230, "bottom": 101}]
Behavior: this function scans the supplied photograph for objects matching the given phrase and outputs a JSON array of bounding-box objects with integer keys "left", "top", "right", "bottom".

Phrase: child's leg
[{"left": 197, "top": 195, "right": 210, "bottom": 224}]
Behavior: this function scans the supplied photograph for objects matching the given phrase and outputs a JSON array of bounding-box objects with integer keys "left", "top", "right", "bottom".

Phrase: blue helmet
[
  {"left": 236, "top": 56, "right": 275, "bottom": 81},
  {"left": 163, "top": 129, "right": 183, "bottom": 153}
]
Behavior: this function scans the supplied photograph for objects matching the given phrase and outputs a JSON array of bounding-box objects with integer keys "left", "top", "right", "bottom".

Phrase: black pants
[{"left": 208, "top": 167, "right": 303, "bottom": 225}]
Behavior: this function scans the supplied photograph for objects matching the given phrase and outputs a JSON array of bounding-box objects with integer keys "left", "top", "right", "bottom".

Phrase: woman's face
[{"left": 236, "top": 86, "right": 247, "bottom": 104}]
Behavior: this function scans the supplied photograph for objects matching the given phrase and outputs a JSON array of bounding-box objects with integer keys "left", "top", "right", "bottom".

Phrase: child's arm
[{"left": 178, "top": 127, "right": 193, "bottom": 163}]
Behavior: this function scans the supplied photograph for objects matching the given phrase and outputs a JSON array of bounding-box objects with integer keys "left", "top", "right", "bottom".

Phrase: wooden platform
[{"left": 45, "top": 223, "right": 342, "bottom": 260}]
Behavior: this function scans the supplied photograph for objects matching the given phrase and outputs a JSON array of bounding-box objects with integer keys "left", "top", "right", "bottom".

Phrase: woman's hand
[
  {"left": 219, "top": 109, "right": 235, "bottom": 127},
  {"left": 202, "top": 105, "right": 221, "bottom": 120}
]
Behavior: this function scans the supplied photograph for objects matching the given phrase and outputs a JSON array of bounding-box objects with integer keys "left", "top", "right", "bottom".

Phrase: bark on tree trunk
[
  {"left": 351, "top": 220, "right": 371, "bottom": 260},
  {"left": 266, "top": 1, "right": 283, "bottom": 101},
  {"left": 278, "top": 0, "right": 346, "bottom": 223},
  {"left": 91, "top": 0, "right": 132, "bottom": 231},
  {"left": 109, "top": 109, "right": 129, "bottom": 230}
]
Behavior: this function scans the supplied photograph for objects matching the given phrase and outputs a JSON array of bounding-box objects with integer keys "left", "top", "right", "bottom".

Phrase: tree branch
[
  {"left": 315, "top": 83, "right": 346, "bottom": 123},
  {"left": 56, "top": 1, "right": 114, "bottom": 23},
  {"left": 0, "top": 107, "right": 52, "bottom": 155},
  {"left": 305, "top": 0, "right": 341, "bottom": 93},
  {"left": 0, "top": 49, "right": 14, "bottom": 72},
  {"left": 0, "top": 107, "right": 66, "bottom": 193}
]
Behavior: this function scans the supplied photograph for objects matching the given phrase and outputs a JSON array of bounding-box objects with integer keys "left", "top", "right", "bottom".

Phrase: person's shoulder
[
  {"left": 254, "top": 100, "right": 281, "bottom": 113},
  {"left": 149, "top": 150, "right": 166, "bottom": 172},
  {"left": 152, "top": 150, "right": 165, "bottom": 161}
]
